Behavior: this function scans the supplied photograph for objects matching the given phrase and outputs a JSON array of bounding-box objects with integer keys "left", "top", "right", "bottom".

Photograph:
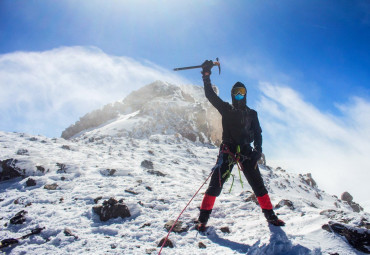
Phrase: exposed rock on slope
[
  {"left": 1, "top": 131, "right": 369, "bottom": 254},
  {"left": 61, "top": 81, "right": 222, "bottom": 144}
]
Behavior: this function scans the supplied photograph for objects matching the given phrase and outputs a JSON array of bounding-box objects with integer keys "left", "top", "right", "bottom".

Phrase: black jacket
[{"left": 203, "top": 75, "right": 262, "bottom": 154}]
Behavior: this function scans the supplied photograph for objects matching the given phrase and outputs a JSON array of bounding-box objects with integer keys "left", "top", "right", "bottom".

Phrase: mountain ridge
[{"left": 61, "top": 81, "right": 223, "bottom": 145}]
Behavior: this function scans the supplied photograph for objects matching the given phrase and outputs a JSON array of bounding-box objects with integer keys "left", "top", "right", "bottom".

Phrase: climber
[{"left": 196, "top": 60, "right": 285, "bottom": 231}]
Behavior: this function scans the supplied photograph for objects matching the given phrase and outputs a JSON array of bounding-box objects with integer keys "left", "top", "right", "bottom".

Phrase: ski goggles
[{"left": 232, "top": 87, "right": 246, "bottom": 96}]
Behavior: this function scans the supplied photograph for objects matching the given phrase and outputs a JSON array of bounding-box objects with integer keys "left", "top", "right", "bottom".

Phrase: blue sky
[
  {"left": 1, "top": 0, "right": 369, "bottom": 109},
  {"left": 1, "top": 1, "right": 370, "bottom": 206}
]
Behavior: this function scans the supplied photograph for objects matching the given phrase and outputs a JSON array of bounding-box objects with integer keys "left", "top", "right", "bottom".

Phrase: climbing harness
[{"left": 220, "top": 144, "right": 250, "bottom": 192}]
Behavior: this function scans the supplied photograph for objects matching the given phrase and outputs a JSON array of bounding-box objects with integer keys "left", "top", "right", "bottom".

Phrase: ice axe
[{"left": 173, "top": 58, "right": 221, "bottom": 74}]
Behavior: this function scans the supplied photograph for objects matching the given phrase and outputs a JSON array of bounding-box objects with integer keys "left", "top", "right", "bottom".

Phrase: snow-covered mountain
[
  {"left": 1, "top": 82, "right": 369, "bottom": 255},
  {"left": 61, "top": 81, "right": 222, "bottom": 145}
]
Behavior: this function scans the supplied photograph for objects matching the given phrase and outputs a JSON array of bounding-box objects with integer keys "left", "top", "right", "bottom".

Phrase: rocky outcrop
[
  {"left": 26, "top": 178, "right": 36, "bottom": 187},
  {"left": 93, "top": 198, "right": 131, "bottom": 222},
  {"left": 322, "top": 221, "right": 370, "bottom": 254},
  {"left": 275, "top": 199, "right": 295, "bottom": 210},
  {"left": 158, "top": 237, "right": 174, "bottom": 248},
  {"left": 10, "top": 210, "right": 27, "bottom": 225},
  {"left": 0, "top": 159, "right": 23, "bottom": 181},
  {"left": 244, "top": 193, "right": 259, "bottom": 205},
  {"left": 164, "top": 220, "right": 188, "bottom": 233},
  {"left": 300, "top": 173, "right": 317, "bottom": 188},
  {"left": 61, "top": 82, "right": 222, "bottom": 145},
  {"left": 141, "top": 160, "right": 154, "bottom": 169},
  {"left": 341, "top": 191, "right": 363, "bottom": 213}
]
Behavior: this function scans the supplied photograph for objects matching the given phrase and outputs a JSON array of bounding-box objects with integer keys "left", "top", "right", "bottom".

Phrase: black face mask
[{"left": 231, "top": 82, "right": 247, "bottom": 109}]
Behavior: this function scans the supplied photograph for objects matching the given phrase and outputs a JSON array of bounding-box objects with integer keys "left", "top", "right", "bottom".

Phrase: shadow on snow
[{"left": 207, "top": 225, "right": 319, "bottom": 255}]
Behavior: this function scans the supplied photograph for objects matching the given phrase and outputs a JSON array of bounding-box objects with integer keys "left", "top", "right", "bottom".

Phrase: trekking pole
[
  {"left": 158, "top": 171, "right": 214, "bottom": 255},
  {"left": 173, "top": 58, "right": 221, "bottom": 74}
]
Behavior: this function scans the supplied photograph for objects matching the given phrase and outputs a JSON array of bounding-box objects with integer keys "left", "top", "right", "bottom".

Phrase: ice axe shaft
[{"left": 173, "top": 58, "right": 221, "bottom": 74}]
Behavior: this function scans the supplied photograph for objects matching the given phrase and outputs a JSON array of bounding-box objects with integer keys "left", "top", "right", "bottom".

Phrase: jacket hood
[{"left": 231, "top": 82, "right": 247, "bottom": 109}]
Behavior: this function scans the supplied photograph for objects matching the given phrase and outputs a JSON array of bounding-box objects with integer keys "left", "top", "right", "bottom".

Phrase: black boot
[
  {"left": 262, "top": 209, "right": 285, "bottom": 226},
  {"left": 195, "top": 209, "right": 212, "bottom": 232}
]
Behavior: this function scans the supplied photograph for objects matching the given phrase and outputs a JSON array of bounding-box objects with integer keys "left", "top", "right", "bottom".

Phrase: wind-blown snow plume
[{"left": 0, "top": 46, "right": 188, "bottom": 137}]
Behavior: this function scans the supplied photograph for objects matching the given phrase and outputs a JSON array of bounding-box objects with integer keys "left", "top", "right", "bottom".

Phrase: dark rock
[
  {"left": 94, "top": 196, "right": 103, "bottom": 204},
  {"left": 125, "top": 189, "right": 138, "bottom": 195},
  {"left": 0, "top": 159, "right": 23, "bottom": 181},
  {"left": 56, "top": 163, "right": 66, "bottom": 173},
  {"left": 275, "top": 199, "right": 295, "bottom": 210},
  {"left": 61, "top": 145, "right": 71, "bottom": 150},
  {"left": 145, "top": 186, "right": 152, "bottom": 191},
  {"left": 140, "top": 223, "right": 151, "bottom": 229},
  {"left": 14, "top": 197, "right": 24, "bottom": 204},
  {"left": 64, "top": 228, "right": 78, "bottom": 239},
  {"left": 320, "top": 209, "right": 345, "bottom": 221},
  {"left": 164, "top": 220, "right": 188, "bottom": 233},
  {"left": 100, "top": 169, "right": 117, "bottom": 176},
  {"left": 360, "top": 218, "right": 370, "bottom": 230},
  {"left": 341, "top": 192, "right": 353, "bottom": 202},
  {"left": 10, "top": 210, "right": 27, "bottom": 224},
  {"left": 107, "top": 169, "right": 116, "bottom": 176},
  {"left": 220, "top": 226, "right": 231, "bottom": 233},
  {"left": 105, "top": 197, "right": 117, "bottom": 206},
  {"left": 322, "top": 224, "right": 332, "bottom": 232},
  {"left": 327, "top": 221, "right": 370, "bottom": 254},
  {"left": 244, "top": 194, "right": 258, "bottom": 205},
  {"left": 315, "top": 192, "right": 322, "bottom": 200},
  {"left": 301, "top": 173, "right": 317, "bottom": 188},
  {"left": 341, "top": 192, "right": 363, "bottom": 212},
  {"left": 349, "top": 202, "right": 363, "bottom": 213},
  {"left": 198, "top": 242, "right": 206, "bottom": 249},
  {"left": 157, "top": 237, "right": 174, "bottom": 248},
  {"left": 93, "top": 198, "right": 131, "bottom": 222},
  {"left": 44, "top": 183, "right": 58, "bottom": 190},
  {"left": 147, "top": 170, "right": 166, "bottom": 177},
  {"left": 141, "top": 160, "right": 154, "bottom": 169},
  {"left": 0, "top": 238, "right": 19, "bottom": 248},
  {"left": 307, "top": 202, "right": 318, "bottom": 208},
  {"left": 26, "top": 178, "right": 36, "bottom": 187},
  {"left": 16, "top": 149, "right": 29, "bottom": 155},
  {"left": 36, "top": 166, "right": 46, "bottom": 173},
  {"left": 110, "top": 244, "right": 117, "bottom": 249}
]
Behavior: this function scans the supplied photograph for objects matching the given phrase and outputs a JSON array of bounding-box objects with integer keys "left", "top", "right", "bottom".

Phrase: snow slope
[{"left": 1, "top": 131, "right": 369, "bottom": 255}]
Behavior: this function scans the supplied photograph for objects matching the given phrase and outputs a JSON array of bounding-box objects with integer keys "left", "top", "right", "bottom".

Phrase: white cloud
[
  {"left": 0, "top": 46, "right": 188, "bottom": 137},
  {"left": 258, "top": 82, "right": 370, "bottom": 208}
]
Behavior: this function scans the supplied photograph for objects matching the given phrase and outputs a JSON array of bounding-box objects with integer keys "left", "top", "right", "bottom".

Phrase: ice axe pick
[{"left": 173, "top": 58, "right": 221, "bottom": 74}]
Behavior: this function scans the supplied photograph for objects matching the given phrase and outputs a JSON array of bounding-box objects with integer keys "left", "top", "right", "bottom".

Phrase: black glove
[
  {"left": 201, "top": 60, "right": 214, "bottom": 76},
  {"left": 251, "top": 150, "right": 261, "bottom": 162},
  {"left": 250, "top": 150, "right": 262, "bottom": 169},
  {"left": 255, "top": 146, "right": 262, "bottom": 155}
]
